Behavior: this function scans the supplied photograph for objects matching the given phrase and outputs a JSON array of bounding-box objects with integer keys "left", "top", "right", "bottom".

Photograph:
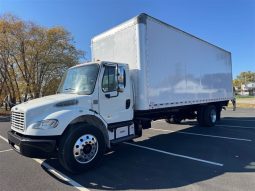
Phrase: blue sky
[{"left": 0, "top": 0, "right": 254, "bottom": 78}]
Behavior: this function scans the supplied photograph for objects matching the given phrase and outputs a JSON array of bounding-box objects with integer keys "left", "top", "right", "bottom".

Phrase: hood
[
  {"left": 12, "top": 94, "right": 91, "bottom": 115},
  {"left": 11, "top": 93, "right": 94, "bottom": 134},
  {"left": 12, "top": 94, "right": 77, "bottom": 112}
]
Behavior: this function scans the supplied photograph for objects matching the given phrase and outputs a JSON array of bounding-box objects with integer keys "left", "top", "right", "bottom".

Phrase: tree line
[
  {"left": 0, "top": 14, "right": 84, "bottom": 108},
  {"left": 233, "top": 71, "right": 255, "bottom": 89}
]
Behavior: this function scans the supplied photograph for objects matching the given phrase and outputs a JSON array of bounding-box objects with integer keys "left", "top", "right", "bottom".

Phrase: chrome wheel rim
[
  {"left": 73, "top": 134, "right": 98, "bottom": 164},
  {"left": 210, "top": 109, "right": 217, "bottom": 123}
]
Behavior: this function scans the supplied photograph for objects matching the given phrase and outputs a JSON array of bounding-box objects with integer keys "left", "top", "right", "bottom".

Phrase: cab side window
[{"left": 102, "top": 66, "right": 117, "bottom": 92}]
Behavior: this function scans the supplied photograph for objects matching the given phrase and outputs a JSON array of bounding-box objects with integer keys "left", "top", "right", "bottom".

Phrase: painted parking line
[
  {"left": 0, "top": 135, "right": 90, "bottom": 191},
  {"left": 0, "top": 135, "right": 8, "bottom": 142},
  {"left": 216, "top": 125, "right": 255, "bottom": 129},
  {"left": 34, "top": 159, "right": 90, "bottom": 191},
  {"left": 124, "top": 142, "right": 223, "bottom": 167},
  {"left": 0, "top": 149, "right": 13, "bottom": 153},
  {"left": 150, "top": 128, "right": 252, "bottom": 142}
]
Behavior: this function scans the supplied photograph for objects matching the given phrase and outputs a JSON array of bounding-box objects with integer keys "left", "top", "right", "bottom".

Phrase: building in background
[{"left": 240, "top": 82, "right": 255, "bottom": 96}]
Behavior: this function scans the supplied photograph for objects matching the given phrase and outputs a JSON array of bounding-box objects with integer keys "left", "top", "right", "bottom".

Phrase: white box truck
[{"left": 8, "top": 13, "right": 233, "bottom": 173}]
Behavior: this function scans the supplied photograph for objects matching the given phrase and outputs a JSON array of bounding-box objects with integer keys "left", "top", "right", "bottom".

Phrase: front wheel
[{"left": 58, "top": 124, "right": 106, "bottom": 173}]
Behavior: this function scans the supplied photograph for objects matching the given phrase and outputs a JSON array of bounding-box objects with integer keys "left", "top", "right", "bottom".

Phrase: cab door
[{"left": 98, "top": 63, "right": 133, "bottom": 124}]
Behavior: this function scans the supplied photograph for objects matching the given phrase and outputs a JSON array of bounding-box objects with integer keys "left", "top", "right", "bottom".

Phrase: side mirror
[{"left": 117, "top": 66, "right": 126, "bottom": 93}]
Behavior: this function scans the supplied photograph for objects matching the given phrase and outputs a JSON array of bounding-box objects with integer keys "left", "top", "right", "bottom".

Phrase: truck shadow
[
  {"left": 180, "top": 116, "right": 255, "bottom": 128},
  {"left": 43, "top": 116, "right": 255, "bottom": 190}
]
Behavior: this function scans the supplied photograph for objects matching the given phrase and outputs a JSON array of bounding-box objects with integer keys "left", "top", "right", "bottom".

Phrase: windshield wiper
[{"left": 63, "top": 88, "right": 76, "bottom": 94}]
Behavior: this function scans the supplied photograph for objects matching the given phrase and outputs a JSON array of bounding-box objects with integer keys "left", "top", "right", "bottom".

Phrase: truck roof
[
  {"left": 70, "top": 61, "right": 127, "bottom": 69},
  {"left": 70, "top": 61, "right": 100, "bottom": 69},
  {"left": 92, "top": 13, "right": 231, "bottom": 54}
]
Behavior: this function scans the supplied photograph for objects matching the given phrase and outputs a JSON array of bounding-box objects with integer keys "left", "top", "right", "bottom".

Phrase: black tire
[
  {"left": 58, "top": 123, "right": 106, "bottom": 174},
  {"left": 216, "top": 107, "right": 222, "bottom": 121},
  {"left": 134, "top": 122, "right": 142, "bottom": 137},
  {"left": 203, "top": 105, "right": 217, "bottom": 127},
  {"left": 165, "top": 119, "right": 171, "bottom": 123},
  {"left": 165, "top": 115, "right": 182, "bottom": 124},
  {"left": 172, "top": 116, "right": 182, "bottom": 124},
  {"left": 197, "top": 107, "right": 205, "bottom": 126}
]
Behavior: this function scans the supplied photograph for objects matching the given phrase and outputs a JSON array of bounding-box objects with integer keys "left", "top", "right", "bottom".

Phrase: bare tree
[{"left": 0, "top": 14, "right": 84, "bottom": 109}]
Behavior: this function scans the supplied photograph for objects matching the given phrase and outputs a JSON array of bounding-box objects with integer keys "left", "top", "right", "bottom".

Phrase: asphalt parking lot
[{"left": 0, "top": 108, "right": 255, "bottom": 191}]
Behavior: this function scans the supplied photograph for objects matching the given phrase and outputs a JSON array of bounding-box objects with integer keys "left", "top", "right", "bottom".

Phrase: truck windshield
[{"left": 58, "top": 64, "right": 99, "bottom": 95}]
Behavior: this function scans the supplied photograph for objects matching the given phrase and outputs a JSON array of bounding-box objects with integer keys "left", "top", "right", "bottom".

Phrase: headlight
[{"left": 31, "top": 119, "right": 59, "bottom": 130}]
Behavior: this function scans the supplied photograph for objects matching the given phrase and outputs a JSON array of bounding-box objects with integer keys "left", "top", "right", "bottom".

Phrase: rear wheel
[
  {"left": 197, "top": 105, "right": 217, "bottom": 127},
  {"left": 216, "top": 107, "right": 222, "bottom": 121},
  {"left": 134, "top": 122, "right": 142, "bottom": 137},
  {"left": 197, "top": 107, "right": 205, "bottom": 126},
  {"left": 58, "top": 124, "right": 106, "bottom": 173},
  {"left": 165, "top": 115, "right": 182, "bottom": 124},
  {"left": 203, "top": 105, "right": 217, "bottom": 127}
]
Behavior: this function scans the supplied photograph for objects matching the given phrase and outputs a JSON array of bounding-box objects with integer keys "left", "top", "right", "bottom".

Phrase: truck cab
[{"left": 8, "top": 61, "right": 136, "bottom": 173}]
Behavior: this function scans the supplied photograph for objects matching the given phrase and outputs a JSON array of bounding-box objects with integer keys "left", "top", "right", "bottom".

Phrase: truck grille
[{"left": 11, "top": 112, "right": 25, "bottom": 131}]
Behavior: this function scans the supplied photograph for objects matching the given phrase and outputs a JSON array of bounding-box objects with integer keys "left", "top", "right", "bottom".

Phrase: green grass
[{"left": 236, "top": 95, "right": 255, "bottom": 99}]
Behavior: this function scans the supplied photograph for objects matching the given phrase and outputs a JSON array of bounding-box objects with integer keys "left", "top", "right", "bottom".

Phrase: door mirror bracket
[{"left": 117, "top": 87, "right": 124, "bottom": 93}]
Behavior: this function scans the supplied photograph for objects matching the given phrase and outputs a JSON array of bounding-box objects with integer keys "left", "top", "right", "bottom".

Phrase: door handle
[
  {"left": 105, "top": 94, "right": 111, "bottom": 98},
  {"left": 126, "top": 99, "right": 131, "bottom": 109},
  {"left": 105, "top": 92, "right": 119, "bottom": 99}
]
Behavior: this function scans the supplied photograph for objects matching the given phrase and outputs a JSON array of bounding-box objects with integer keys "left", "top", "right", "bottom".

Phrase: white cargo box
[{"left": 92, "top": 13, "right": 233, "bottom": 111}]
